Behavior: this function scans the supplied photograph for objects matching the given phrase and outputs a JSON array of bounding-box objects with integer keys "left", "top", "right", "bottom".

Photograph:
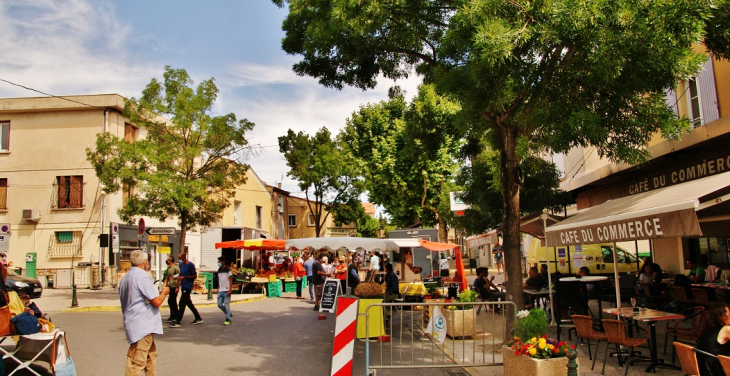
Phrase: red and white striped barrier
[{"left": 330, "top": 297, "right": 358, "bottom": 376}]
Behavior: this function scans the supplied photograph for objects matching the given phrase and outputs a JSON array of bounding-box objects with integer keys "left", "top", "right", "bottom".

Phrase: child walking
[{"left": 217, "top": 257, "right": 233, "bottom": 325}]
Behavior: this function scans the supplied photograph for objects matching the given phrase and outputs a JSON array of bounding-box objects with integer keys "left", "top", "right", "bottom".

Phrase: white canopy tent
[{"left": 286, "top": 237, "right": 400, "bottom": 253}]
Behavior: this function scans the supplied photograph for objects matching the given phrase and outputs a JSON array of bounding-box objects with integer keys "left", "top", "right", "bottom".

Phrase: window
[
  {"left": 124, "top": 123, "right": 137, "bottom": 143},
  {"left": 55, "top": 176, "right": 83, "bottom": 209},
  {"left": 0, "top": 121, "right": 8, "bottom": 151},
  {"left": 0, "top": 178, "right": 6, "bottom": 210},
  {"left": 308, "top": 214, "right": 316, "bottom": 227},
  {"left": 233, "top": 201, "right": 242, "bottom": 226},
  {"left": 687, "top": 77, "right": 703, "bottom": 128},
  {"left": 122, "top": 182, "right": 134, "bottom": 208},
  {"left": 255, "top": 206, "right": 262, "bottom": 229},
  {"left": 48, "top": 231, "right": 83, "bottom": 258},
  {"left": 688, "top": 237, "right": 729, "bottom": 268},
  {"left": 288, "top": 214, "right": 297, "bottom": 227}
]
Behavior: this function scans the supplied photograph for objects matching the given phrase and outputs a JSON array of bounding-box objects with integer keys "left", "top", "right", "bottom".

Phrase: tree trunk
[
  {"left": 179, "top": 212, "right": 188, "bottom": 258},
  {"left": 438, "top": 217, "right": 448, "bottom": 243},
  {"left": 497, "top": 126, "right": 523, "bottom": 329}
]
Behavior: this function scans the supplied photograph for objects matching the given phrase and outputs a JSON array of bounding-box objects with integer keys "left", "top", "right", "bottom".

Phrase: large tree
[
  {"left": 273, "top": 0, "right": 711, "bottom": 321},
  {"left": 278, "top": 127, "right": 365, "bottom": 237},
  {"left": 87, "top": 66, "right": 254, "bottom": 249},
  {"left": 341, "top": 84, "right": 462, "bottom": 241}
]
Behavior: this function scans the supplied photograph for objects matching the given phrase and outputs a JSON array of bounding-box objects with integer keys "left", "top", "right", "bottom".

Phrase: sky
[{"left": 0, "top": 0, "right": 421, "bottom": 196}]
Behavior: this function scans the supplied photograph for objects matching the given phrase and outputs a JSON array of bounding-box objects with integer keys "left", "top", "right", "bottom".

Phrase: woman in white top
[{"left": 369, "top": 252, "right": 380, "bottom": 271}]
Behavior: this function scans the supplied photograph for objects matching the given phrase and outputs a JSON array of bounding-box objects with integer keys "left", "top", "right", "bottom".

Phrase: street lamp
[{"left": 540, "top": 209, "right": 555, "bottom": 326}]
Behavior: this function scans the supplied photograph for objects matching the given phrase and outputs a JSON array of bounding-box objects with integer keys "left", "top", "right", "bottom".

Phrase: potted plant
[
  {"left": 502, "top": 308, "right": 578, "bottom": 376},
  {"left": 443, "top": 289, "right": 478, "bottom": 338},
  {"left": 354, "top": 282, "right": 385, "bottom": 339}
]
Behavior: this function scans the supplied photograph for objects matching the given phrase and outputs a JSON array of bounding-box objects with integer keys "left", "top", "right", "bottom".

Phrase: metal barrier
[{"left": 362, "top": 300, "right": 516, "bottom": 375}]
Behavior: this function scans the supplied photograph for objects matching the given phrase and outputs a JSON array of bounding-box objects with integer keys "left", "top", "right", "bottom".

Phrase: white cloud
[{"left": 0, "top": 0, "right": 156, "bottom": 98}]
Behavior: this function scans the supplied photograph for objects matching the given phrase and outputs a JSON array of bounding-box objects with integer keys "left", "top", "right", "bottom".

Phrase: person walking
[
  {"left": 304, "top": 255, "right": 314, "bottom": 301},
  {"left": 312, "top": 255, "right": 330, "bottom": 311},
  {"left": 492, "top": 245, "right": 504, "bottom": 274},
  {"left": 169, "top": 252, "right": 202, "bottom": 328},
  {"left": 217, "top": 257, "right": 232, "bottom": 325},
  {"left": 292, "top": 257, "right": 306, "bottom": 299},
  {"left": 162, "top": 256, "right": 179, "bottom": 323},
  {"left": 383, "top": 263, "right": 399, "bottom": 323},
  {"left": 119, "top": 250, "right": 170, "bottom": 376}
]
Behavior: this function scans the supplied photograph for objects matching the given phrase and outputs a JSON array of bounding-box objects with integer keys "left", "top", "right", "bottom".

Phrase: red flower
[
  {"left": 515, "top": 350, "right": 520, "bottom": 356},
  {"left": 570, "top": 344, "right": 575, "bottom": 350},
  {"left": 542, "top": 334, "right": 548, "bottom": 339}
]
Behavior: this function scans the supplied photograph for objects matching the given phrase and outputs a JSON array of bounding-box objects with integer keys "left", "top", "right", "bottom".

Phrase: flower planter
[
  {"left": 356, "top": 298, "right": 385, "bottom": 339},
  {"left": 502, "top": 347, "right": 577, "bottom": 376},
  {"left": 444, "top": 308, "right": 476, "bottom": 338}
]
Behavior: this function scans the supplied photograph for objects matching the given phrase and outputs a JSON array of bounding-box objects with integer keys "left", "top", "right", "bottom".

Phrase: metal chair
[
  {"left": 572, "top": 315, "right": 607, "bottom": 371},
  {"left": 691, "top": 288, "right": 712, "bottom": 307},
  {"left": 663, "top": 306, "right": 704, "bottom": 355},
  {"left": 668, "top": 308, "right": 708, "bottom": 365},
  {"left": 601, "top": 319, "right": 648, "bottom": 376},
  {"left": 673, "top": 342, "right": 700, "bottom": 376}
]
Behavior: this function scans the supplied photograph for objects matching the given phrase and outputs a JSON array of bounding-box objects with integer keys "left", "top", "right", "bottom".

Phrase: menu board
[{"left": 319, "top": 278, "right": 341, "bottom": 313}]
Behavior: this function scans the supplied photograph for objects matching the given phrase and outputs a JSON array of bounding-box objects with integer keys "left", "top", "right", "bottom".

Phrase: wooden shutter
[
  {"left": 70, "top": 176, "right": 83, "bottom": 208},
  {"left": 0, "top": 178, "right": 6, "bottom": 210},
  {"left": 57, "top": 176, "right": 68, "bottom": 208},
  {"left": 698, "top": 57, "right": 720, "bottom": 125}
]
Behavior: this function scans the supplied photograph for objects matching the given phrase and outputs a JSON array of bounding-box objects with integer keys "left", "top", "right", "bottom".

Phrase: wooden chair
[
  {"left": 601, "top": 319, "right": 648, "bottom": 376},
  {"left": 663, "top": 306, "right": 704, "bottom": 355},
  {"left": 673, "top": 342, "right": 700, "bottom": 376},
  {"left": 669, "top": 309, "right": 708, "bottom": 364},
  {"left": 718, "top": 354, "right": 730, "bottom": 376},
  {"left": 671, "top": 286, "right": 696, "bottom": 312},
  {"left": 572, "top": 315, "right": 607, "bottom": 371},
  {"left": 691, "top": 288, "right": 712, "bottom": 307}
]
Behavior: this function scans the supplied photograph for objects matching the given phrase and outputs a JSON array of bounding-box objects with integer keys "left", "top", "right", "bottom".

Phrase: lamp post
[{"left": 540, "top": 209, "right": 555, "bottom": 325}]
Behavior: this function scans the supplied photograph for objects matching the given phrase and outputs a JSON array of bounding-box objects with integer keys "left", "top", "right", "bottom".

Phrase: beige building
[
  {"left": 553, "top": 51, "right": 730, "bottom": 275},
  {"left": 287, "top": 195, "right": 357, "bottom": 238},
  {"left": 0, "top": 94, "right": 189, "bottom": 287}
]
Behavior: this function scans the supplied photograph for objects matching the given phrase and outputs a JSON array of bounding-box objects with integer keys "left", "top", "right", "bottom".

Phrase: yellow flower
[
  {"left": 529, "top": 347, "right": 537, "bottom": 356},
  {"left": 548, "top": 344, "right": 554, "bottom": 350},
  {"left": 538, "top": 341, "right": 546, "bottom": 350},
  {"left": 530, "top": 337, "right": 537, "bottom": 343}
]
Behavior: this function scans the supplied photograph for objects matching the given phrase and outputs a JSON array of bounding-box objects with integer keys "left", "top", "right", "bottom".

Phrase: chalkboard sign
[{"left": 319, "top": 278, "right": 341, "bottom": 313}]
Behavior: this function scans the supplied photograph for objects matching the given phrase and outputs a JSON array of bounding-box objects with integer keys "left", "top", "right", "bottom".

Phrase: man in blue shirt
[
  {"left": 169, "top": 252, "right": 202, "bottom": 328},
  {"left": 304, "top": 255, "right": 314, "bottom": 301},
  {"left": 119, "top": 250, "right": 169, "bottom": 376}
]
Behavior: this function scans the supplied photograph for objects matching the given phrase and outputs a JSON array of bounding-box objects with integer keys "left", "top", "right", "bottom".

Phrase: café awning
[
  {"left": 546, "top": 171, "right": 730, "bottom": 246},
  {"left": 214, "top": 239, "right": 286, "bottom": 250}
]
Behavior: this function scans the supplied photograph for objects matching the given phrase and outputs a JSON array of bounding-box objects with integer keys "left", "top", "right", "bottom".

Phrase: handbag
[
  {"left": 11, "top": 311, "right": 40, "bottom": 335},
  {"left": 54, "top": 356, "right": 77, "bottom": 376},
  {"left": 0, "top": 305, "right": 11, "bottom": 336}
]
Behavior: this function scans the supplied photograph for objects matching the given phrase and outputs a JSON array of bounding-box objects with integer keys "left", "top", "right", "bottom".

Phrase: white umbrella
[{"left": 286, "top": 237, "right": 400, "bottom": 253}]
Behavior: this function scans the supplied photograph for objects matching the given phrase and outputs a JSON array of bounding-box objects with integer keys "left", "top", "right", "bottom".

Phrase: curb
[{"left": 60, "top": 294, "right": 266, "bottom": 313}]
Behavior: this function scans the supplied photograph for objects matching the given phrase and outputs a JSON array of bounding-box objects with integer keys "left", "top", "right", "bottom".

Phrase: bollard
[
  {"left": 566, "top": 348, "right": 578, "bottom": 376},
  {"left": 206, "top": 275, "right": 213, "bottom": 301}
]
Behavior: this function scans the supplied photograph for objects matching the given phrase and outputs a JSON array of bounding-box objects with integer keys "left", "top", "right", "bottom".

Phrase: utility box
[{"left": 25, "top": 253, "right": 37, "bottom": 279}]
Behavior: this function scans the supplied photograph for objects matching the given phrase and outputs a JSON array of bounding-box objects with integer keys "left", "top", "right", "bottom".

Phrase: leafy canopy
[
  {"left": 278, "top": 127, "right": 365, "bottom": 237},
  {"left": 87, "top": 66, "right": 254, "bottom": 246}
]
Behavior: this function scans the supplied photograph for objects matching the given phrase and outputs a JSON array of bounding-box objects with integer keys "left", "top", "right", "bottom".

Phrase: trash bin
[
  {"left": 25, "top": 253, "right": 37, "bottom": 279},
  {"left": 469, "top": 258, "right": 477, "bottom": 269}
]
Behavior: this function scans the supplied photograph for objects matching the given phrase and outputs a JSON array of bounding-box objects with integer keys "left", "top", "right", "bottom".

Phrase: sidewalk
[{"left": 35, "top": 287, "right": 265, "bottom": 313}]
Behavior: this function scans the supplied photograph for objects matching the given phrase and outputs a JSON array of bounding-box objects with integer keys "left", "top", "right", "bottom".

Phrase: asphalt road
[{"left": 50, "top": 295, "right": 464, "bottom": 376}]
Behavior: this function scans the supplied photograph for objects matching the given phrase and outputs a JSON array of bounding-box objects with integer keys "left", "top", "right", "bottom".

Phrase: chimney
[{"left": 278, "top": 183, "right": 281, "bottom": 189}]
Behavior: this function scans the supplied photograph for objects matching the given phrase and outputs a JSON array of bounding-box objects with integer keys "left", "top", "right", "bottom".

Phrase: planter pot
[
  {"left": 502, "top": 347, "right": 577, "bottom": 376},
  {"left": 444, "top": 308, "right": 476, "bottom": 338}
]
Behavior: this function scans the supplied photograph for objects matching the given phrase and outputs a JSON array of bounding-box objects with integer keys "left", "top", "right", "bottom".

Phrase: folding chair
[
  {"left": 1, "top": 329, "right": 74, "bottom": 376},
  {"left": 392, "top": 285, "right": 409, "bottom": 321}
]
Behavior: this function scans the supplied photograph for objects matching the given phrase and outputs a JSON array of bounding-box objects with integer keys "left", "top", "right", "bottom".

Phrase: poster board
[{"left": 319, "top": 278, "right": 341, "bottom": 313}]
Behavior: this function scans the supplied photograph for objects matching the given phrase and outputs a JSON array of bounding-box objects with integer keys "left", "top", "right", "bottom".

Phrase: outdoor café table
[
  {"left": 560, "top": 276, "right": 608, "bottom": 317},
  {"left": 692, "top": 282, "right": 730, "bottom": 302},
  {"left": 523, "top": 288, "right": 552, "bottom": 312},
  {"left": 603, "top": 307, "right": 683, "bottom": 373}
]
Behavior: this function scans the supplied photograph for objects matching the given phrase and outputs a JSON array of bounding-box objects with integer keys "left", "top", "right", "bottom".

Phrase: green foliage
[
  {"left": 278, "top": 127, "right": 365, "bottom": 237},
  {"left": 357, "top": 215, "right": 381, "bottom": 238},
  {"left": 512, "top": 308, "right": 549, "bottom": 342},
  {"left": 705, "top": 0, "right": 730, "bottom": 61},
  {"left": 86, "top": 66, "right": 254, "bottom": 246},
  {"left": 340, "top": 84, "right": 462, "bottom": 235},
  {"left": 449, "top": 289, "right": 479, "bottom": 310}
]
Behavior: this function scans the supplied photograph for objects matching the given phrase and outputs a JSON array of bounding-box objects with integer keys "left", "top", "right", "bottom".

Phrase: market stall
[
  {"left": 417, "top": 239, "right": 468, "bottom": 292},
  {"left": 215, "top": 239, "right": 287, "bottom": 294}
]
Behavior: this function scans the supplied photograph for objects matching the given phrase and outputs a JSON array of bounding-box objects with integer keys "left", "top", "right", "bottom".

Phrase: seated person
[
  {"left": 577, "top": 266, "right": 595, "bottom": 292},
  {"left": 642, "top": 257, "right": 663, "bottom": 284},
  {"left": 697, "top": 303, "right": 730, "bottom": 376},
  {"left": 687, "top": 258, "right": 706, "bottom": 283},
  {"left": 473, "top": 267, "right": 506, "bottom": 301},
  {"left": 539, "top": 264, "right": 549, "bottom": 282},
  {"left": 523, "top": 266, "right": 547, "bottom": 290}
]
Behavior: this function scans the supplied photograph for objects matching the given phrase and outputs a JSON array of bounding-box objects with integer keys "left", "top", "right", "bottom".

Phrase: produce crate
[
  {"left": 267, "top": 281, "right": 282, "bottom": 297},
  {"left": 284, "top": 280, "right": 298, "bottom": 292}
]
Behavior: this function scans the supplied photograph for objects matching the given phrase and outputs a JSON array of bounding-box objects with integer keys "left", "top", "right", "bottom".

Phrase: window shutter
[
  {"left": 663, "top": 88, "right": 678, "bottom": 117},
  {"left": 698, "top": 57, "right": 720, "bottom": 125},
  {"left": 70, "top": 176, "right": 83, "bottom": 208},
  {"left": 57, "top": 176, "right": 68, "bottom": 208}
]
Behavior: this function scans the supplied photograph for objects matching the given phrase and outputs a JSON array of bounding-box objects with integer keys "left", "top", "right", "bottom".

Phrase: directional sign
[{"left": 146, "top": 227, "right": 175, "bottom": 235}]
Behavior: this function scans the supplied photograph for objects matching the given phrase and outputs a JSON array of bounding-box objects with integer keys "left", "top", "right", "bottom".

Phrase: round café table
[{"left": 559, "top": 275, "right": 609, "bottom": 318}]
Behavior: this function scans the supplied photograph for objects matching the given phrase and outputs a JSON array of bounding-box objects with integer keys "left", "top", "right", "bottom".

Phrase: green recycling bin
[{"left": 25, "top": 252, "right": 37, "bottom": 279}]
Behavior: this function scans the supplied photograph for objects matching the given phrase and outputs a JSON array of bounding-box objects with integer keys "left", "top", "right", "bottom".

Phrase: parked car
[{"left": 5, "top": 269, "right": 43, "bottom": 298}]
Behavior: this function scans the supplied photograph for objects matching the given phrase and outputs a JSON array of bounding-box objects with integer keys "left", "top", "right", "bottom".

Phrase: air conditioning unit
[{"left": 22, "top": 209, "right": 41, "bottom": 221}]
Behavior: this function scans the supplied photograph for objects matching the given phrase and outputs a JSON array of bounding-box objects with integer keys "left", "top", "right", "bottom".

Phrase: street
[{"left": 49, "top": 293, "right": 464, "bottom": 376}]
